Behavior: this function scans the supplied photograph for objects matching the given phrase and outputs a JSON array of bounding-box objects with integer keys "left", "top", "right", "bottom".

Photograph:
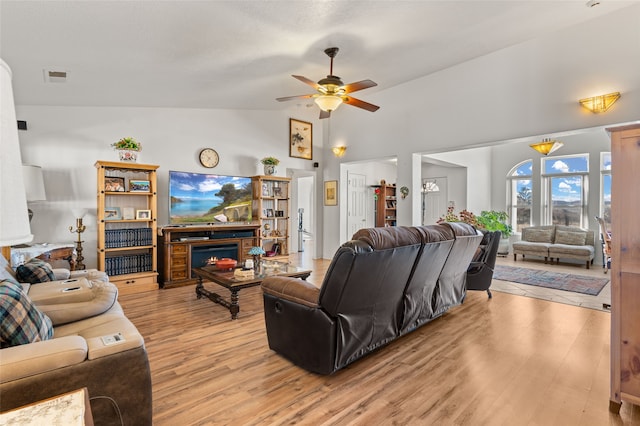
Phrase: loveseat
[
  {"left": 0, "top": 255, "right": 152, "bottom": 425},
  {"left": 261, "top": 223, "right": 482, "bottom": 375},
  {"left": 511, "top": 225, "right": 595, "bottom": 268}
]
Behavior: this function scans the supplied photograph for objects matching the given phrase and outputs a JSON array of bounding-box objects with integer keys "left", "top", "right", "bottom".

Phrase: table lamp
[{"left": 0, "top": 59, "right": 33, "bottom": 260}]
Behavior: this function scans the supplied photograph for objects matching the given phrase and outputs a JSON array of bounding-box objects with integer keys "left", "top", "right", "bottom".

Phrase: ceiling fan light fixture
[
  {"left": 315, "top": 95, "right": 343, "bottom": 112},
  {"left": 530, "top": 138, "right": 564, "bottom": 156}
]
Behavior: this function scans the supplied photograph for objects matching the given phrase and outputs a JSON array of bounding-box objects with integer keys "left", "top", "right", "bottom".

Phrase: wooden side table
[
  {"left": 11, "top": 243, "right": 76, "bottom": 270},
  {"left": 0, "top": 388, "right": 93, "bottom": 425}
]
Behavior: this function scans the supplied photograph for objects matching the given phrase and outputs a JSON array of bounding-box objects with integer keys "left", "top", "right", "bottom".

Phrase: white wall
[
  {"left": 18, "top": 105, "right": 323, "bottom": 268},
  {"left": 322, "top": 5, "right": 640, "bottom": 255}
]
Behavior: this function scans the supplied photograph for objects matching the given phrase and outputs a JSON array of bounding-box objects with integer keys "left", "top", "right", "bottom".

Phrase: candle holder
[{"left": 69, "top": 216, "right": 87, "bottom": 270}]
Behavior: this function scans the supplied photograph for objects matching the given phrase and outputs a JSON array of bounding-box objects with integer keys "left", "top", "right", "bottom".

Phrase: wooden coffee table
[{"left": 192, "top": 261, "right": 311, "bottom": 320}]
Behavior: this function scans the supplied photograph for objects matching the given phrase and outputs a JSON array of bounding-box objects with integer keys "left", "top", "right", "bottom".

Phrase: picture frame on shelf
[
  {"left": 265, "top": 208, "right": 274, "bottom": 217},
  {"left": 262, "top": 183, "right": 270, "bottom": 197},
  {"left": 104, "top": 207, "right": 122, "bottom": 220},
  {"left": 272, "top": 186, "right": 283, "bottom": 197},
  {"left": 324, "top": 180, "right": 337, "bottom": 206},
  {"left": 275, "top": 210, "right": 284, "bottom": 217},
  {"left": 136, "top": 209, "right": 151, "bottom": 220},
  {"left": 289, "top": 118, "right": 312, "bottom": 160},
  {"left": 104, "top": 177, "right": 125, "bottom": 192},
  {"left": 122, "top": 207, "right": 135, "bottom": 220},
  {"left": 129, "top": 180, "right": 151, "bottom": 192}
]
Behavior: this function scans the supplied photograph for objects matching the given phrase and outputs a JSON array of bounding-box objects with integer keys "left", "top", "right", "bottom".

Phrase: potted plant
[
  {"left": 260, "top": 157, "right": 280, "bottom": 175},
  {"left": 112, "top": 137, "right": 142, "bottom": 162},
  {"left": 476, "top": 210, "right": 512, "bottom": 255}
]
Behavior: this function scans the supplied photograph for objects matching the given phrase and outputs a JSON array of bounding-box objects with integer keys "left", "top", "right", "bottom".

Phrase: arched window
[
  {"left": 541, "top": 154, "right": 588, "bottom": 227},
  {"left": 507, "top": 160, "right": 532, "bottom": 232}
]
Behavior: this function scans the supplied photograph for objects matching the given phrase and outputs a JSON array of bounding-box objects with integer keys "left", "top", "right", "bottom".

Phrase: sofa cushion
[
  {"left": 0, "top": 280, "right": 53, "bottom": 348},
  {"left": 555, "top": 230, "right": 587, "bottom": 246},
  {"left": 16, "top": 258, "right": 56, "bottom": 284},
  {"left": 34, "top": 281, "right": 119, "bottom": 326},
  {"left": 524, "top": 228, "right": 554, "bottom": 243},
  {"left": 0, "top": 254, "right": 19, "bottom": 286}
]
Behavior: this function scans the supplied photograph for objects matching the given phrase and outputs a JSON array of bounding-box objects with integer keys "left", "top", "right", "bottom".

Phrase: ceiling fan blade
[
  {"left": 343, "top": 96, "right": 380, "bottom": 112},
  {"left": 276, "top": 94, "right": 315, "bottom": 102},
  {"left": 342, "top": 79, "right": 377, "bottom": 94},
  {"left": 319, "top": 109, "right": 331, "bottom": 119},
  {"left": 292, "top": 75, "right": 322, "bottom": 90}
]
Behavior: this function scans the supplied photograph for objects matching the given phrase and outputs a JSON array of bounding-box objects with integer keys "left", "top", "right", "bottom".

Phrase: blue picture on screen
[{"left": 169, "top": 171, "right": 252, "bottom": 224}]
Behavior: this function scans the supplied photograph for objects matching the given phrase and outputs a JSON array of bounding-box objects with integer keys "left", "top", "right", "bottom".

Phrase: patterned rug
[{"left": 493, "top": 265, "right": 609, "bottom": 296}]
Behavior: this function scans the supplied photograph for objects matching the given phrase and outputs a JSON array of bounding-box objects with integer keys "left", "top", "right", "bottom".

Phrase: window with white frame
[
  {"left": 601, "top": 152, "right": 611, "bottom": 228},
  {"left": 542, "top": 154, "right": 588, "bottom": 227},
  {"left": 507, "top": 160, "right": 533, "bottom": 232}
]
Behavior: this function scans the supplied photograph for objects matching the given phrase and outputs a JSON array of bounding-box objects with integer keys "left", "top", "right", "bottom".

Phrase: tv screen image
[{"left": 169, "top": 171, "right": 253, "bottom": 224}]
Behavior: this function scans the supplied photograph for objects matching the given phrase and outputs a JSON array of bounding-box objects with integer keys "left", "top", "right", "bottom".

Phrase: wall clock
[{"left": 199, "top": 148, "right": 219, "bottom": 168}]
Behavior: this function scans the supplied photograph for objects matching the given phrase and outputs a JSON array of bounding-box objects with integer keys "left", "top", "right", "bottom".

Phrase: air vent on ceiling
[{"left": 43, "top": 69, "right": 68, "bottom": 83}]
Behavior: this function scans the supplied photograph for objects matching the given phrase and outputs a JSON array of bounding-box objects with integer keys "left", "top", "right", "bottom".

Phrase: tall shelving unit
[
  {"left": 251, "top": 175, "right": 291, "bottom": 261},
  {"left": 95, "top": 160, "right": 159, "bottom": 295},
  {"left": 607, "top": 123, "right": 640, "bottom": 413},
  {"left": 375, "top": 183, "right": 397, "bottom": 227}
]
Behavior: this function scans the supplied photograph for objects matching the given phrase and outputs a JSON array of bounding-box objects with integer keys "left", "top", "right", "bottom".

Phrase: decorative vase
[
  {"left": 252, "top": 255, "right": 261, "bottom": 272},
  {"left": 264, "top": 164, "right": 276, "bottom": 175},
  {"left": 118, "top": 149, "right": 139, "bottom": 162}
]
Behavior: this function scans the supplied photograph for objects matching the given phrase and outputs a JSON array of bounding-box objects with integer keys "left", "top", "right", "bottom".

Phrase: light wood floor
[{"left": 118, "top": 255, "right": 639, "bottom": 425}]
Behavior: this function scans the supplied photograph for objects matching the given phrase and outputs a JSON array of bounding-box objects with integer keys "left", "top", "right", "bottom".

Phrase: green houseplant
[
  {"left": 112, "top": 137, "right": 142, "bottom": 162},
  {"left": 260, "top": 157, "right": 280, "bottom": 175},
  {"left": 475, "top": 210, "right": 512, "bottom": 238}
]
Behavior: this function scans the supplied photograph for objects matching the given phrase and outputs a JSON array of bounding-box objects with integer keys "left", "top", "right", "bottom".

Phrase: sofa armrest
[
  {"left": 69, "top": 269, "right": 108, "bottom": 282},
  {"left": 0, "top": 336, "right": 87, "bottom": 383},
  {"left": 261, "top": 276, "right": 320, "bottom": 308}
]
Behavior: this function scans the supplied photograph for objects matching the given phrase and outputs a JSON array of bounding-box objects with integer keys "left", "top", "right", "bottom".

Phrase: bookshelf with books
[
  {"left": 251, "top": 175, "right": 291, "bottom": 261},
  {"left": 375, "top": 183, "right": 397, "bottom": 227},
  {"left": 95, "top": 160, "right": 159, "bottom": 295}
]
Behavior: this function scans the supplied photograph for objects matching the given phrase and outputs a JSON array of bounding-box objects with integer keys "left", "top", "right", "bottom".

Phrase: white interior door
[
  {"left": 422, "top": 177, "right": 447, "bottom": 225},
  {"left": 347, "top": 172, "right": 367, "bottom": 236}
]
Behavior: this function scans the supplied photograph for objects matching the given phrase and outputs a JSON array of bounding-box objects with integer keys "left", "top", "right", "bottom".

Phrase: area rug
[{"left": 493, "top": 265, "right": 609, "bottom": 296}]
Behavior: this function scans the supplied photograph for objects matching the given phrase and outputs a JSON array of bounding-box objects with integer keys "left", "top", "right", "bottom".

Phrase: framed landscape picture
[
  {"left": 104, "top": 207, "right": 122, "bottom": 220},
  {"left": 289, "top": 118, "right": 312, "bottom": 160},
  {"left": 129, "top": 179, "right": 150, "bottom": 192}
]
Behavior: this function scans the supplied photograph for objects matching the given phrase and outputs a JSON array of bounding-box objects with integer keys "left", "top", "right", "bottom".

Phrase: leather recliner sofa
[{"left": 261, "top": 222, "right": 482, "bottom": 375}]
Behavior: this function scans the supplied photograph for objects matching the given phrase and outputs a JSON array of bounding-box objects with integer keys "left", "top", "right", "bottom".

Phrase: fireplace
[{"left": 191, "top": 243, "right": 239, "bottom": 268}]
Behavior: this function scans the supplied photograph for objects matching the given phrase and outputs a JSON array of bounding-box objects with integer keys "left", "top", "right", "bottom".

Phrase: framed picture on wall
[
  {"left": 289, "top": 118, "right": 312, "bottom": 160},
  {"left": 324, "top": 180, "right": 337, "bottom": 206}
]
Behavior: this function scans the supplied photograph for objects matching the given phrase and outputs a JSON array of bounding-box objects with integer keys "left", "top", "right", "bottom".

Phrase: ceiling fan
[{"left": 276, "top": 47, "right": 380, "bottom": 119}]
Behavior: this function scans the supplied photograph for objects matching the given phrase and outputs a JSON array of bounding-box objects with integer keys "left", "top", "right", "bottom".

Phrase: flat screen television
[{"left": 169, "top": 171, "right": 252, "bottom": 224}]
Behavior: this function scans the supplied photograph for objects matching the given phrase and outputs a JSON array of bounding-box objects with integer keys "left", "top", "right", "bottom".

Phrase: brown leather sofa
[{"left": 261, "top": 222, "right": 482, "bottom": 375}]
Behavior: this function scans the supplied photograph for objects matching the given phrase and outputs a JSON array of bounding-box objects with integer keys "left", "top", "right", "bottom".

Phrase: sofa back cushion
[
  {"left": 433, "top": 223, "right": 483, "bottom": 316},
  {"left": 16, "top": 258, "right": 56, "bottom": 284},
  {"left": 0, "top": 280, "right": 53, "bottom": 348},
  {"left": 555, "top": 230, "right": 587, "bottom": 246},
  {"left": 400, "top": 224, "right": 455, "bottom": 334},
  {"left": 523, "top": 226, "right": 555, "bottom": 243},
  {"left": 319, "top": 227, "right": 424, "bottom": 368},
  {"left": 555, "top": 225, "right": 595, "bottom": 247},
  {"left": 0, "top": 254, "right": 19, "bottom": 286}
]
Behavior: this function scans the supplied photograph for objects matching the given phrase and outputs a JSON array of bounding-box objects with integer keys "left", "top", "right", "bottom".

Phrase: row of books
[
  {"left": 105, "top": 228, "right": 153, "bottom": 248},
  {"left": 105, "top": 253, "right": 152, "bottom": 276}
]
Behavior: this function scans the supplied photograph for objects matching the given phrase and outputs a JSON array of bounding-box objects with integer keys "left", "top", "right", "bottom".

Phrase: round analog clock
[{"left": 199, "top": 148, "right": 219, "bottom": 168}]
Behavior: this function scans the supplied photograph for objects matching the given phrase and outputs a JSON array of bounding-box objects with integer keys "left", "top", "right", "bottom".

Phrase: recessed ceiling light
[{"left": 43, "top": 69, "right": 68, "bottom": 83}]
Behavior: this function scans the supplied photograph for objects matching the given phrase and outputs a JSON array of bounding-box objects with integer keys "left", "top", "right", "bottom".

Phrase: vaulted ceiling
[{"left": 1, "top": 1, "right": 636, "bottom": 110}]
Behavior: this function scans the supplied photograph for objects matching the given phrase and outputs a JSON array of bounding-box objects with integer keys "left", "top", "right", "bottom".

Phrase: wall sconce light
[
  {"left": 530, "top": 138, "right": 564, "bottom": 156},
  {"left": 332, "top": 146, "right": 347, "bottom": 157},
  {"left": 579, "top": 92, "right": 620, "bottom": 113},
  {"left": 69, "top": 208, "right": 88, "bottom": 270}
]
